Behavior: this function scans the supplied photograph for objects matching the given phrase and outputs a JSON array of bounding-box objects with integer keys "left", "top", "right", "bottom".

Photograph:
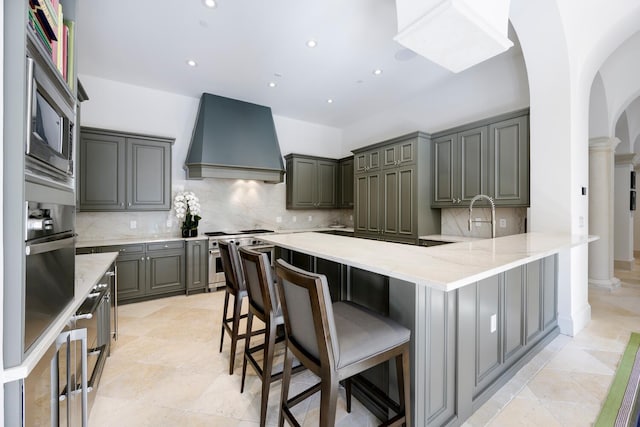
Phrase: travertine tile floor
[{"left": 90, "top": 262, "right": 640, "bottom": 426}]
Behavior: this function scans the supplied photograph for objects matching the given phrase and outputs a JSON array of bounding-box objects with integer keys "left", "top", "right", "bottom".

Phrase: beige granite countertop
[
  {"left": 3, "top": 252, "right": 118, "bottom": 383},
  {"left": 261, "top": 232, "right": 597, "bottom": 292}
]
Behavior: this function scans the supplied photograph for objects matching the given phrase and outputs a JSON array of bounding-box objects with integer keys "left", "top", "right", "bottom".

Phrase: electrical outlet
[
  {"left": 166, "top": 219, "right": 172, "bottom": 228},
  {"left": 579, "top": 216, "right": 585, "bottom": 228},
  {"left": 490, "top": 314, "right": 497, "bottom": 333},
  {"left": 276, "top": 216, "right": 282, "bottom": 223},
  {"left": 308, "top": 215, "right": 313, "bottom": 222},
  {"left": 292, "top": 216, "right": 297, "bottom": 223},
  {"left": 130, "top": 220, "right": 137, "bottom": 229},
  {"left": 499, "top": 218, "right": 507, "bottom": 228}
]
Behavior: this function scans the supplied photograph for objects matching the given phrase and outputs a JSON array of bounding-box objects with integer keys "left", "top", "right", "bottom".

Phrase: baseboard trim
[
  {"left": 557, "top": 303, "right": 591, "bottom": 337},
  {"left": 589, "top": 277, "right": 622, "bottom": 290}
]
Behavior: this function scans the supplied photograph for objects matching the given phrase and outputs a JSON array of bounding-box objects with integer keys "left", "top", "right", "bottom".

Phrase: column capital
[
  {"left": 615, "top": 153, "right": 638, "bottom": 166},
  {"left": 589, "top": 137, "right": 620, "bottom": 152}
]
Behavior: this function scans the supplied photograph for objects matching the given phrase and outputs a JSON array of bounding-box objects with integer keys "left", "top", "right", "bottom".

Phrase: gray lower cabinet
[
  {"left": 78, "top": 128, "right": 173, "bottom": 211},
  {"left": 93, "top": 241, "right": 185, "bottom": 303},
  {"left": 353, "top": 132, "right": 440, "bottom": 243},
  {"left": 455, "top": 255, "right": 557, "bottom": 422},
  {"left": 285, "top": 154, "right": 337, "bottom": 209},
  {"left": 186, "top": 239, "right": 209, "bottom": 294},
  {"left": 431, "top": 109, "right": 529, "bottom": 208}
]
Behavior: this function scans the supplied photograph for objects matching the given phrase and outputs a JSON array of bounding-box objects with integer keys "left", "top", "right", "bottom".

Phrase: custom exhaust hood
[{"left": 185, "top": 93, "right": 285, "bottom": 183}]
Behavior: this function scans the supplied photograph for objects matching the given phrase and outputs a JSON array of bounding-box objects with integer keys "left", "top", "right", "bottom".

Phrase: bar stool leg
[
  {"left": 258, "top": 317, "right": 277, "bottom": 427},
  {"left": 319, "top": 374, "right": 339, "bottom": 427},
  {"left": 278, "top": 347, "right": 293, "bottom": 427},
  {"left": 240, "top": 310, "right": 254, "bottom": 393},
  {"left": 229, "top": 294, "right": 243, "bottom": 374},
  {"left": 400, "top": 347, "right": 411, "bottom": 427},
  {"left": 219, "top": 290, "right": 230, "bottom": 352}
]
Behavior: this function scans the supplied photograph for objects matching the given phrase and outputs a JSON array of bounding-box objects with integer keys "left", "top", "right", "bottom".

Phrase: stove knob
[{"left": 235, "top": 241, "right": 240, "bottom": 246}]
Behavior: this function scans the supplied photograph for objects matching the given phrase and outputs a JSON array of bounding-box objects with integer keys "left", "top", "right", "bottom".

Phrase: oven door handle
[{"left": 25, "top": 235, "right": 75, "bottom": 256}]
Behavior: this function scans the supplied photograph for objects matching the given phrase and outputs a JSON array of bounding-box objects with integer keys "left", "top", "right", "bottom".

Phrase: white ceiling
[{"left": 77, "top": 0, "right": 519, "bottom": 128}]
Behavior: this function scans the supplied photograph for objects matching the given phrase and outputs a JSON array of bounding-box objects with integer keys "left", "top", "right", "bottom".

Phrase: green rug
[{"left": 595, "top": 332, "right": 640, "bottom": 427}]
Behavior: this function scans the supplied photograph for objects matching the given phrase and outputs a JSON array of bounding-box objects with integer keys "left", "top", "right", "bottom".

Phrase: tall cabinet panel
[
  {"left": 353, "top": 132, "right": 439, "bottom": 243},
  {"left": 338, "top": 156, "right": 354, "bottom": 208}
]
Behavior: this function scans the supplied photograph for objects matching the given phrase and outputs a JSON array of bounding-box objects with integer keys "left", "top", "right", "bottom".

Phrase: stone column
[{"left": 588, "top": 137, "right": 620, "bottom": 289}]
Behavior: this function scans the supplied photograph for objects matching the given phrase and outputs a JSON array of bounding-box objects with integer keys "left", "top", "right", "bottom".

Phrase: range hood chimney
[{"left": 185, "top": 93, "right": 285, "bottom": 183}]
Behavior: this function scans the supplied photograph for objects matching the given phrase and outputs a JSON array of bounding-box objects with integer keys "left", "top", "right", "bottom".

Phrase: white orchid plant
[{"left": 174, "top": 191, "right": 201, "bottom": 231}]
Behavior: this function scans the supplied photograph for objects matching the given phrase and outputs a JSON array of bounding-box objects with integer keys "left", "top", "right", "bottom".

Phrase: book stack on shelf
[{"left": 27, "top": 0, "right": 75, "bottom": 90}]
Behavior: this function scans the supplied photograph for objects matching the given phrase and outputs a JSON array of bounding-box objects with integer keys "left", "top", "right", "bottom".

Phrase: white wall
[{"left": 341, "top": 49, "right": 529, "bottom": 150}]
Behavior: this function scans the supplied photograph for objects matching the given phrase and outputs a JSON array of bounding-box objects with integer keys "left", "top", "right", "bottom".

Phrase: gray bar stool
[
  {"left": 238, "top": 247, "right": 305, "bottom": 427},
  {"left": 275, "top": 259, "right": 411, "bottom": 427},
  {"left": 218, "top": 240, "right": 263, "bottom": 375}
]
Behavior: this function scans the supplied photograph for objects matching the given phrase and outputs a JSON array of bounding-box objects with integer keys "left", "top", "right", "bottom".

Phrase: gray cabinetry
[
  {"left": 488, "top": 115, "right": 530, "bottom": 206},
  {"left": 457, "top": 255, "right": 557, "bottom": 420},
  {"left": 79, "top": 128, "right": 173, "bottom": 211},
  {"left": 432, "top": 127, "right": 487, "bottom": 207},
  {"left": 353, "top": 132, "right": 439, "bottom": 243},
  {"left": 98, "top": 241, "right": 185, "bottom": 303},
  {"left": 285, "top": 154, "right": 337, "bottom": 209},
  {"left": 338, "top": 156, "right": 354, "bottom": 208},
  {"left": 431, "top": 110, "right": 529, "bottom": 208},
  {"left": 186, "top": 239, "right": 209, "bottom": 294}
]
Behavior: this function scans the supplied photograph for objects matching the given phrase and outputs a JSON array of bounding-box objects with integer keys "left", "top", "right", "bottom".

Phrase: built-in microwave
[{"left": 25, "top": 51, "right": 75, "bottom": 181}]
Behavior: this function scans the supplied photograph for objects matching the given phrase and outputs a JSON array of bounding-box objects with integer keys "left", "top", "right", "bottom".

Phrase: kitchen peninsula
[{"left": 261, "top": 232, "right": 594, "bottom": 426}]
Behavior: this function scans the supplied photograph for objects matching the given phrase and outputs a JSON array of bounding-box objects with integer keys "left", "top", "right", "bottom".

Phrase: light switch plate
[
  {"left": 166, "top": 219, "right": 172, "bottom": 227},
  {"left": 130, "top": 220, "right": 137, "bottom": 229},
  {"left": 292, "top": 216, "right": 297, "bottom": 222},
  {"left": 308, "top": 215, "right": 313, "bottom": 222},
  {"left": 499, "top": 218, "right": 507, "bottom": 228},
  {"left": 276, "top": 216, "right": 282, "bottom": 223},
  {"left": 490, "top": 314, "right": 497, "bottom": 333}
]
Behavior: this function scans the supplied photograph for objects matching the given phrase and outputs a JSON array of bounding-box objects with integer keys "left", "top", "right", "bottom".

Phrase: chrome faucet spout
[{"left": 468, "top": 194, "right": 496, "bottom": 238}]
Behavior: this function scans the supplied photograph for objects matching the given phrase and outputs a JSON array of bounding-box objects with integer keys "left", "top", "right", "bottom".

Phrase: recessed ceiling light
[
  {"left": 186, "top": 59, "right": 198, "bottom": 67},
  {"left": 203, "top": 0, "right": 216, "bottom": 8},
  {"left": 373, "top": 69, "right": 383, "bottom": 76},
  {"left": 306, "top": 40, "right": 317, "bottom": 48},
  {"left": 327, "top": 99, "right": 333, "bottom": 104},
  {"left": 268, "top": 82, "right": 277, "bottom": 88}
]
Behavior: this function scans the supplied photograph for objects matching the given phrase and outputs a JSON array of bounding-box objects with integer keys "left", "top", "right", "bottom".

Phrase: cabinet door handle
[
  {"left": 141, "top": 257, "right": 145, "bottom": 262},
  {"left": 147, "top": 256, "right": 150, "bottom": 261},
  {"left": 120, "top": 203, "right": 124, "bottom": 207}
]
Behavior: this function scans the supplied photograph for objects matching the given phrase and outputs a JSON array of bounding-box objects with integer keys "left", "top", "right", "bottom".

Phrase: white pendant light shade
[{"left": 394, "top": 0, "right": 513, "bottom": 73}]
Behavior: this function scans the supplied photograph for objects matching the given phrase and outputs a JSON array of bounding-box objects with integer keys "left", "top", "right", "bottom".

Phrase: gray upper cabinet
[
  {"left": 354, "top": 148, "right": 381, "bottom": 174},
  {"left": 353, "top": 132, "right": 440, "bottom": 243},
  {"left": 79, "top": 128, "right": 173, "bottom": 211},
  {"left": 338, "top": 156, "right": 354, "bottom": 208},
  {"left": 79, "top": 132, "right": 126, "bottom": 210},
  {"left": 285, "top": 154, "right": 337, "bottom": 209},
  {"left": 431, "top": 110, "right": 529, "bottom": 208},
  {"left": 488, "top": 115, "right": 529, "bottom": 206}
]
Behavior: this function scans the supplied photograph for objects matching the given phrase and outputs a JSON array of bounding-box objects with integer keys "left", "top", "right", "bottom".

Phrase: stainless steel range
[{"left": 205, "top": 229, "right": 275, "bottom": 290}]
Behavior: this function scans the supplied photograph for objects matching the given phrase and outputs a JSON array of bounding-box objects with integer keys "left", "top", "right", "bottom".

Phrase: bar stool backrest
[
  {"left": 239, "top": 247, "right": 278, "bottom": 318},
  {"left": 275, "top": 259, "right": 339, "bottom": 373},
  {"left": 219, "top": 240, "right": 246, "bottom": 293}
]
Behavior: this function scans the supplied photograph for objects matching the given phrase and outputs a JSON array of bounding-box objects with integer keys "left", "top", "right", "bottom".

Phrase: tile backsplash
[
  {"left": 441, "top": 207, "right": 527, "bottom": 238},
  {"left": 76, "top": 178, "right": 353, "bottom": 241}
]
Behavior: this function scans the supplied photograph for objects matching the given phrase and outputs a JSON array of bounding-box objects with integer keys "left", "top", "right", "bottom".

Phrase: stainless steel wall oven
[{"left": 23, "top": 180, "right": 76, "bottom": 359}]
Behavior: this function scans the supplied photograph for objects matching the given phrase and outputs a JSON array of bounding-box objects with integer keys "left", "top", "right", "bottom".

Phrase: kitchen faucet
[{"left": 468, "top": 194, "right": 496, "bottom": 238}]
